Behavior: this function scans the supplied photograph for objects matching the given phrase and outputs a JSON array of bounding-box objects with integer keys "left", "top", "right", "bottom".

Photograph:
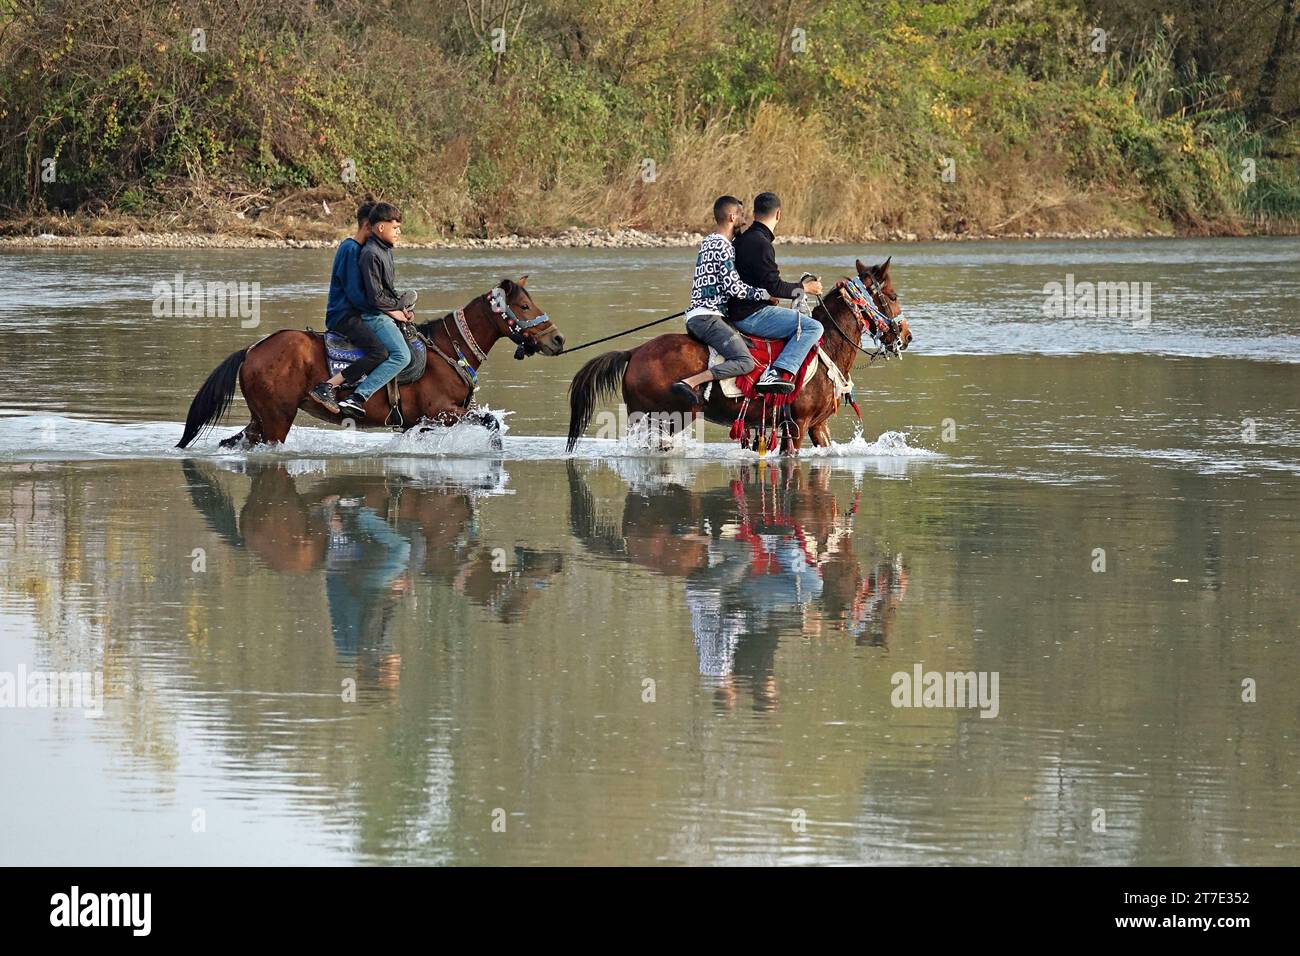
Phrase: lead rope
[{"left": 557, "top": 310, "right": 686, "bottom": 355}]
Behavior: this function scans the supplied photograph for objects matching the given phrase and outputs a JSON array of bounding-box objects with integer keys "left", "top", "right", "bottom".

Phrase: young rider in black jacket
[{"left": 728, "top": 192, "right": 824, "bottom": 394}]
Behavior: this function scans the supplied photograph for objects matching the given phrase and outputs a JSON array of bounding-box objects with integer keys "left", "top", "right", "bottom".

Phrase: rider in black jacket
[{"left": 727, "top": 192, "right": 824, "bottom": 393}]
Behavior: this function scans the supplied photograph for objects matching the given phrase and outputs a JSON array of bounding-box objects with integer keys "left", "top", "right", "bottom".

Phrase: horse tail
[
  {"left": 567, "top": 349, "right": 629, "bottom": 451},
  {"left": 177, "top": 348, "right": 247, "bottom": 449}
]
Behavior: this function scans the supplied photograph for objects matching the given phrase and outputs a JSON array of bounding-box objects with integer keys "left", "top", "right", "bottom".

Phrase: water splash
[{"left": 0, "top": 413, "right": 941, "bottom": 469}]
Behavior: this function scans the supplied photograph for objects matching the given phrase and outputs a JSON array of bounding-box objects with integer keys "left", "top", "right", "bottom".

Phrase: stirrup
[{"left": 384, "top": 379, "right": 404, "bottom": 429}]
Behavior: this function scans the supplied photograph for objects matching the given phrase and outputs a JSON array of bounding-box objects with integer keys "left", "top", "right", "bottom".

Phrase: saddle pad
[
  {"left": 708, "top": 346, "right": 818, "bottom": 399},
  {"left": 324, "top": 329, "right": 427, "bottom": 385}
]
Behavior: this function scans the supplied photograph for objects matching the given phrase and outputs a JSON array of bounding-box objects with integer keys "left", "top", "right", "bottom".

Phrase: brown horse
[
  {"left": 177, "top": 278, "right": 564, "bottom": 449},
  {"left": 566, "top": 258, "right": 909, "bottom": 455}
]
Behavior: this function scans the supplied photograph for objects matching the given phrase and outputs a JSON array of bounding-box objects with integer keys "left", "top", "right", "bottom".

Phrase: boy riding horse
[
  {"left": 673, "top": 194, "right": 824, "bottom": 403},
  {"left": 309, "top": 202, "right": 416, "bottom": 418}
]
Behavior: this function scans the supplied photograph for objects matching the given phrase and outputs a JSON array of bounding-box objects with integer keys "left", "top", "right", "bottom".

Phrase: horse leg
[
  {"left": 463, "top": 408, "right": 504, "bottom": 450},
  {"left": 466, "top": 408, "right": 501, "bottom": 432},
  {"left": 218, "top": 415, "right": 268, "bottom": 448},
  {"left": 252, "top": 405, "right": 298, "bottom": 444},
  {"left": 406, "top": 389, "right": 505, "bottom": 449},
  {"left": 660, "top": 412, "right": 676, "bottom": 451},
  {"left": 810, "top": 421, "right": 833, "bottom": 448},
  {"left": 778, "top": 412, "right": 805, "bottom": 456},
  {"left": 238, "top": 335, "right": 318, "bottom": 444}
]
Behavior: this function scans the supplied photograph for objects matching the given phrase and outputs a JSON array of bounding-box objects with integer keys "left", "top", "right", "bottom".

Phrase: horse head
[
  {"left": 855, "top": 257, "right": 911, "bottom": 354},
  {"left": 490, "top": 276, "right": 566, "bottom": 357}
]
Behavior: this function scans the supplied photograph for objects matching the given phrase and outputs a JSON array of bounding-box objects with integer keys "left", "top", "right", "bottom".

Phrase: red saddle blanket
[{"left": 731, "top": 335, "right": 822, "bottom": 406}]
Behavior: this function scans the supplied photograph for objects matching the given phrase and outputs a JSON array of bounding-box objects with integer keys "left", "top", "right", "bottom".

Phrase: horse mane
[
  {"left": 416, "top": 291, "right": 485, "bottom": 340},
  {"left": 415, "top": 314, "right": 445, "bottom": 339}
]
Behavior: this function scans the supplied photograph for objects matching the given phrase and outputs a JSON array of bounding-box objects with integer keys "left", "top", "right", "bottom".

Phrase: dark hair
[
  {"left": 753, "top": 192, "right": 781, "bottom": 218},
  {"left": 712, "top": 195, "right": 742, "bottom": 224},
  {"left": 368, "top": 202, "right": 402, "bottom": 226},
  {"left": 355, "top": 200, "right": 376, "bottom": 227}
]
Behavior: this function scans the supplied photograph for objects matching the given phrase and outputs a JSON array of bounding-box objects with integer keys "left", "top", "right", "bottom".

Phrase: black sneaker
[
  {"left": 671, "top": 380, "right": 704, "bottom": 406},
  {"left": 307, "top": 382, "right": 339, "bottom": 414},
  {"left": 754, "top": 367, "right": 796, "bottom": 394},
  {"left": 337, "top": 394, "right": 368, "bottom": 418}
]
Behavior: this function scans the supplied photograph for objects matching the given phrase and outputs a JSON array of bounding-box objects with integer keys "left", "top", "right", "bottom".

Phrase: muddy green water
[{"left": 0, "top": 238, "right": 1296, "bottom": 864}]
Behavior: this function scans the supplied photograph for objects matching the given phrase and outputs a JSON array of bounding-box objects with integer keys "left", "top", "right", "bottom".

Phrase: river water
[{"left": 0, "top": 237, "right": 1296, "bottom": 864}]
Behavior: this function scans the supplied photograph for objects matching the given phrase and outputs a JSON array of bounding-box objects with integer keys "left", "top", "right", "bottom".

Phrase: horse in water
[
  {"left": 566, "top": 259, "right": 909, "bottom": 455},
  {"left": 177, "top": 278, "right": 564, "bottom": 449}
]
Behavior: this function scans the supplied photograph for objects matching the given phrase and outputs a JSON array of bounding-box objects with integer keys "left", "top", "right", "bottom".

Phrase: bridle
[
  {"left": 813, "top": 273, "right": 907, "bottom": 363},
  {"left": 840, "top": 274, "right": 906, "bottom": 359},
  {"left": 487, "top": 286, "right": 555, "bottom": 360},
  {"left": 412, "top": 284, "right": 556, "bottom": 405}
]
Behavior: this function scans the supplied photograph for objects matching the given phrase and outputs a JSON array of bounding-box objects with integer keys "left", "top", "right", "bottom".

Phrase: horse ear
[
  {"left": 518, "top": 275, "right": 529, "bottom": 287},
  {"left": 880, "top": 256, "right": 892, "bottom": 276},
  {"left": 855, "top": 258, "right": 869, "bottom": 278},
  {"left": 499, "top": 278, "right": 515, "bottom": 296}
]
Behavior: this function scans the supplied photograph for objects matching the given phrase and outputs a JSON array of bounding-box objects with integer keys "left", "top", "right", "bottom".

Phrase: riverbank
[{"left": 0, "top": 224, "right": 1185, "bottom": 251}]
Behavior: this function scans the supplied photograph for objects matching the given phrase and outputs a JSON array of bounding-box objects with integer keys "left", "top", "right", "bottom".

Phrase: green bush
[{"left": 1, "top": 0, "right": 1296, "bottom": 236}]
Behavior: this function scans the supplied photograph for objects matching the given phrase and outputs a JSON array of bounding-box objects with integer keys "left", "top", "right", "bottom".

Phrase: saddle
[
  {"left": 311, "top": 322, "right": 430, "bottom": 428},
  {"left": 692, "top": 330, "right": 825, "bottom": 406},
  {"left": 323, "top": 323, "right": 427, "bottom": 385}
]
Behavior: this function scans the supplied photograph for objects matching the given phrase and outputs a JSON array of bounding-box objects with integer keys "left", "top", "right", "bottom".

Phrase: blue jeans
[
  {"left": 352, "top": 313, "right": 411, "bottom": 401},
  {"left": 733, "top": 306, "right": 823, "bottom": 375}
]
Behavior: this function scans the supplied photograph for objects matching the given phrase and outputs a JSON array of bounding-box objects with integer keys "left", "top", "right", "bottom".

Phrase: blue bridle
[{"left": 489, "top": 286, "right": 552, "bottom": 359}]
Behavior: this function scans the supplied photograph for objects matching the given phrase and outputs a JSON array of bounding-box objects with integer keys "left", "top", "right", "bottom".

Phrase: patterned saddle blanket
[
  {"left": 700, "top": 332, "right": 823, "bottom": 405},
  {"left": 323, "top": 326, "right": 427, "bottom": 386}
]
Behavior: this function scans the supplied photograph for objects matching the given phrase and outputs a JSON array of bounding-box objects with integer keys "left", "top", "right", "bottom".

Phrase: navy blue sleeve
[{"left": 340, "top": 242, "right": 368, "bottom": 312}]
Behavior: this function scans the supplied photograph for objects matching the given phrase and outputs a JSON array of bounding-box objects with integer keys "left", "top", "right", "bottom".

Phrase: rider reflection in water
[
  {"left": 683, "top": 472, "right": 821, "bottom": 712},
  {"left": 322, "top": 496, "right": 420, "bottom": 688},
  {"left": 567, "top": 460, "right": 909, "bottom": 714}
]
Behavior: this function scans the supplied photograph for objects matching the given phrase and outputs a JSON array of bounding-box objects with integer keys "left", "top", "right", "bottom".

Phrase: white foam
[{"left": 0, "top": 413, "right": 942, "bottom": 469}]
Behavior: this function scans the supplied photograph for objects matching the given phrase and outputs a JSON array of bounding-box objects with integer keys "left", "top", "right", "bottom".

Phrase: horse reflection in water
[
  {"left": 182, "top": 461, "right": 564, "bottom": 687},
  {"left": 568, "top": 460, "right": 909, "bottom": 713}
]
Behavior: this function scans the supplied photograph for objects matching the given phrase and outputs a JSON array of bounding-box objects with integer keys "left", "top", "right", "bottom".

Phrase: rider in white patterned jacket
[{"left": 672, "top": 196, "right": 776, "bottom": 406}]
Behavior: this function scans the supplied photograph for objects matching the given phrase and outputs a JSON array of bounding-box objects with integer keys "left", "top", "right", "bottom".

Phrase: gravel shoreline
[{"left": 0, "top": 225, "right": 1170, "bottom": 251}]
